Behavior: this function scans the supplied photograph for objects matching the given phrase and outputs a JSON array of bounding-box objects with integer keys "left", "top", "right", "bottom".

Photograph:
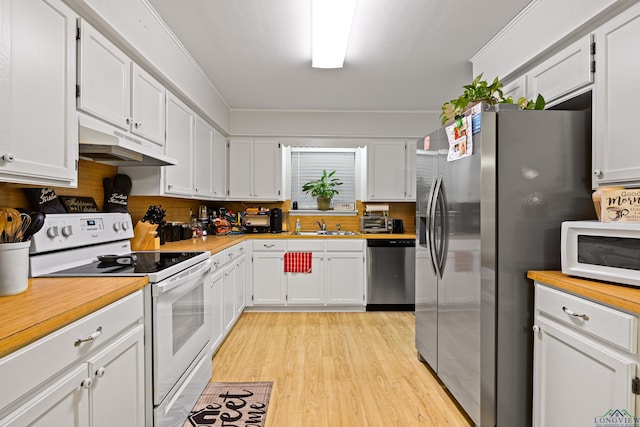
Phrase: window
[{"left": 290, "top": 148, "right": 356, "bottom": 210}]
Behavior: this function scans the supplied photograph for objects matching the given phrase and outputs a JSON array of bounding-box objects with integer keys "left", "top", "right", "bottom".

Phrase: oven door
[{"left": 152, "top": 259, "right": 212, "bottom": 405}]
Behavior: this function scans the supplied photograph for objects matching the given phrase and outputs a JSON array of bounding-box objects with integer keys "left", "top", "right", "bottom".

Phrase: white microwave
[{"left": 561, "top": 221, "right": 640, "bottom": 287}]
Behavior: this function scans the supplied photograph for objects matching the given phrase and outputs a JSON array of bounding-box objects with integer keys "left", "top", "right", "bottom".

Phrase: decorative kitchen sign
[
  {"left": 446, "top": 115, "right": 473, "bottom": 161},
  {"left": 59, "top": 196, "right": 99, "bottom": 213},
  {"left": 600, "top": 188, "right": 640, "bottom": 222}
]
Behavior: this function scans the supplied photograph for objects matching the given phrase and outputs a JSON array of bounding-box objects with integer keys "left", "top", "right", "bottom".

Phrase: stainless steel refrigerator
[{"left": 415, "top": 103, "right": 595, "bottom": 426}]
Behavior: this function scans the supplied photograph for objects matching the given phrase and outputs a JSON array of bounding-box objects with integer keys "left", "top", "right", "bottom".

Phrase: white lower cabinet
[
  {"left": 533, "top": 284, "right": 639, "bottom": 427},
  {"left": 251, "top": 240, "right": 287, "bottom": 306},
  {"left": 221, "top": 243, "right": 247, "bottom": 335},
  {"left": 286, "top": 240, "right": 324, "bottom": 305},
  {"left": 325, "top": 240, "right": 366, "bottom": 305},
  {"left": 250, "top": 239, "right": 365, "bottom": 308},
  {"left": 210, "top": 251, "right": 225, "bottom": 354},
  {"left": 0, "top": 291, "right": 145, "bottom": 427}
]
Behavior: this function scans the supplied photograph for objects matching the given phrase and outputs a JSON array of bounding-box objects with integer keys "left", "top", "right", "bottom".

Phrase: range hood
[{"left": 78, "top": 113, "right": 177, "bottom": 166}]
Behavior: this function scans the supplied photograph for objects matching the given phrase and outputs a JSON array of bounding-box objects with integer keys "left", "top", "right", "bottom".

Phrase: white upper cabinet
[
  {"left": 228, "top": 138, "right": 282, "bottom": 200},
  {"left": 78, "top": 20, "right": 165, "bottom": 148},
  {"left": 212, "top": 128, "right": 227, "bottom": 199},
  {"left": 593, "top": 3, "right": 640, "bottom": 187},
  {"left": 193, "top": 115, "right": 215, "bottom": 199},
  {"left": 365, "top": 140, "right": 415, "bottom": 201},
  {"left": 131, "top": 64, "right": 166, "bottom": 146},
  {"left": 77, "top": 20, "right": 130, "bottom": 131},
  {"left": 164, "top": 93, "right": 194, "bottom": 196},
  {"left": 0, "top": 0, "right": 78, "bottom": 187},
  {"left": 527, "top": 34, "right": 594, "bottom": 105}
]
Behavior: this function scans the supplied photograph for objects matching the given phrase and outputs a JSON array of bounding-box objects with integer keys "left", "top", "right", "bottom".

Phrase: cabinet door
[
  {"left": 528, "top": 34, "right": 593, "bottom": 105},
  {"left": 287, "top": 253, "right": 324, "bottom": 305},
  {"left": 212, "top": 129, "right": 227, "bottom": 199},
  {"left": 235, "top": 257, "right": 246, "bottom": 317},
  {"left": 325, "top": 252, "right": 365, "bottom": 305},
  {"left": 0, "top": 365, "right": 89, "bottom": 426},
  {"left": 228, "top": 138, "right": 253, "bottom": 199},
  {"left": 253, "top": 139, "right": 281, "bottom": 200},
  {"left": 252, "top": 252, "right": 287, "bottom": 305},
  {"left": 0, "top": 0, "right": 78, "bottom": 186},
  {"left": 533, "top": 317, "right": 636, "bottom": 427},
  {"left": 210, "top": 271, "right": 224, "bottom": 353},
  {"left": 88, "top": 325, "right": 145, "bottom": 427},
  {"left": 164, "top": 93, "right": 194, "bottom": 196},
  {"left": 223, "top": 263, "right": 236, "bottom": 332},
  {"left": 77, "top": 20, "right": 130, "bottom": 130},
  {"left": 367, "top": 141, "right": 407, "bottom": 201},
  {"left": 131, "top": 64, "right": 165, "bottom": 146},
  {"left": 405, "top": 140, "right": 416, "bottom": 201},
  {"left": 193, "top": 115, "right": 215, "bottom": 199},
  {"left": 594, "top": 4, "right": 640, "bottom": 186}
]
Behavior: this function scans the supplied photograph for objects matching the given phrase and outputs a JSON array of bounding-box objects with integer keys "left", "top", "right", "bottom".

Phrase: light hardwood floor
[{"left": 211, "top": 311, "right": 473, "bottom": 426}]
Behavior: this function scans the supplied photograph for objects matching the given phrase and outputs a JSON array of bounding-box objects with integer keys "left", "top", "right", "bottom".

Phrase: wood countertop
[
  {"left": 0, "top": 232, "right": 415, "bottom": 358},
  {"left": 527, "top": 271, "right": 640, "bottom": 315},
  {"left": 0, "top": 276, "right": 148, "bottom": 358},
  {"left": 159, "top": 232, "right": 416, "bottom": 251}
]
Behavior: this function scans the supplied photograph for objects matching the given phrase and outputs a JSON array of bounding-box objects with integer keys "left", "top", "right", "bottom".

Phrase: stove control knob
[
  {"left": 113, "top": 222, "right": 121, "bottom": 232},
  {"left": 46, "top": 226, "right": 59, "bottom": 238},
  {"left": 121, "top": 221, "right": 129, "bottom": 231},
  {"left": 61, "top": 225, "right": 73, "bottom": 237}
]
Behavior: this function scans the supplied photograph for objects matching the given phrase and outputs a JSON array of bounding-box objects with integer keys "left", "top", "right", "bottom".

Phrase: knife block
[{"left": 131, "top": 221, "right": 159, "bottom": 251}]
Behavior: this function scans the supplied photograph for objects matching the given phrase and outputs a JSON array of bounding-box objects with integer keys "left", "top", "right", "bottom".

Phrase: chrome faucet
[{"left": 316, "top": 219, "right": 326, "bottom": 231}]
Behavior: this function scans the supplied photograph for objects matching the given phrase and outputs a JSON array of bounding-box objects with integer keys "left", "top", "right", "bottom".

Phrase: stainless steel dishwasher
[{"left": 366, "top": 239, "right": 415, "bottom": 311}]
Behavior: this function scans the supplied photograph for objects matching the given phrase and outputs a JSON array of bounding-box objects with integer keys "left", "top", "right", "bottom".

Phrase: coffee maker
[{"left": 270, "top": 208, "right": 283, "bottom": 233}]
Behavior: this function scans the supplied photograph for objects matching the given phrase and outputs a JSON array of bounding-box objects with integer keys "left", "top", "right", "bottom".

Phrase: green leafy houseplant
[
  {"left": 440, "top": 73, "right": 546, "bottom": 125},
  {"left": 302, "top": 170, "right": 343, "bottom": 210}
]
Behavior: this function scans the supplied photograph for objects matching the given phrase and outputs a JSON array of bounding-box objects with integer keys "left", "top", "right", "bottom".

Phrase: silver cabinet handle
[
  {"left": 95, "top": 367, "right": 106, "bottom": 378},
  {"left": 81, "top": 378, "right": 93, "bottom": 389},
  {"left": 532, "top": 325, "right": 540, "bottom": 333},
  {"left": 74, "top": 326, "right": 103, "bottom": 346},
  {"left": 2, "top": 153, "right": 14, "bottom": 162},
  {"left": 134, "top": 122, "right": 141, "bottom": 128},
  {"left": 126, "top": 117, "right": 133, "bottom": 125},
  {"left": 593, "top": 169, "right": 602, "bottom": 178},
  {"left": 562, "top": 306, "right": 589, "bottom": 321},
  {"left": 264, "top": 244, "right": 275, "bottom": 248}
]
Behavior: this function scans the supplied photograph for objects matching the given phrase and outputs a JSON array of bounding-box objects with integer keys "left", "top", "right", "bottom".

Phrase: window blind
[{"left": 290, "top": 149, "right": 356, "bottom": 209}]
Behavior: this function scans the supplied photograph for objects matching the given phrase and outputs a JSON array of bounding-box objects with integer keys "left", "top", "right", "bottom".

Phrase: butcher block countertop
[
  {"left": 0, "top": 276, "right": 148, "bottom": 358},
  {"left": 158, "top": 232, "right": 416, "bottom": 252},
  {"left": 528, "top": 271, "right": 640, "bottom": 315},
  {"left": 0, "top": 232, "right": 414, "bottom": 358}
]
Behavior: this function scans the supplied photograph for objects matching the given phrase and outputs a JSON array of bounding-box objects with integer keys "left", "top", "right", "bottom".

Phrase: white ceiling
[{"left": 146, "top": 0, "right": 531, "bottom": 112}]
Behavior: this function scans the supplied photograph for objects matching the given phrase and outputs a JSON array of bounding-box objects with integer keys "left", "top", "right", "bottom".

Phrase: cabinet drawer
[
  {"left": 210, "top": 252, "right": 225, "bottom": 275},
  {"left": 253, "top": 240, "right": 287, "bottom": 251},
  {"left": 535, "top": 284, "right": 637, "bottom": 352},
  {"left": 287, "top": 240, "right": 324, "bottom": 252},
  {"left": 326, "top": 239, "right": 364, "bottom": 252},
  {"left": 0, "top": 290, "right": 144, "bottom": 411}
]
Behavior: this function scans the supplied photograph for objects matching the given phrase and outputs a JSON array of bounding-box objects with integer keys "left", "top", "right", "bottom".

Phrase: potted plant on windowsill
[{"left": 302, "top": 170, "right": 343, "bottom": 210}]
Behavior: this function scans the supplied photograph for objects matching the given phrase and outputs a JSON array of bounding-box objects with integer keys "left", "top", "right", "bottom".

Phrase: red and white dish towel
[{"left": 284, "top": 252, "right": 312, "bottom": 273}]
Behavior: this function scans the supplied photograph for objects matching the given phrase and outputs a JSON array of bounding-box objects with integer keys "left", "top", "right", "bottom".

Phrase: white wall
[{"left": 230, "top": 109, "right": 440, "bottom": 139}]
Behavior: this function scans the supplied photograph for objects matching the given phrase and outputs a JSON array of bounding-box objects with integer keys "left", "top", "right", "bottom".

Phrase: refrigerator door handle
[
  {"left": 429, "top": 176, "right": 442, "bottom": 277},
  {"left": 436, "top": 179, "right": 449, "bottom": 275}
]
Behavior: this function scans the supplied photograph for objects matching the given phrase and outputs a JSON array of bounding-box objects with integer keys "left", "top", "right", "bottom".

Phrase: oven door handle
[{"left": 152, "top": 259, "right": 212, "bottom": 297}]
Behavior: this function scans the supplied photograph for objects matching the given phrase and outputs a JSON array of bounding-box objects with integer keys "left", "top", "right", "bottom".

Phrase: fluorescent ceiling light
[{"left": 312, "top": 0, "right": 358, "bottom": 69}]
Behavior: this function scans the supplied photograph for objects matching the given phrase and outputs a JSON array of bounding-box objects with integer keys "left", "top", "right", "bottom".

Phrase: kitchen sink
[{"left": 291, "top": 230, "right": 360, "bottom": 236}]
